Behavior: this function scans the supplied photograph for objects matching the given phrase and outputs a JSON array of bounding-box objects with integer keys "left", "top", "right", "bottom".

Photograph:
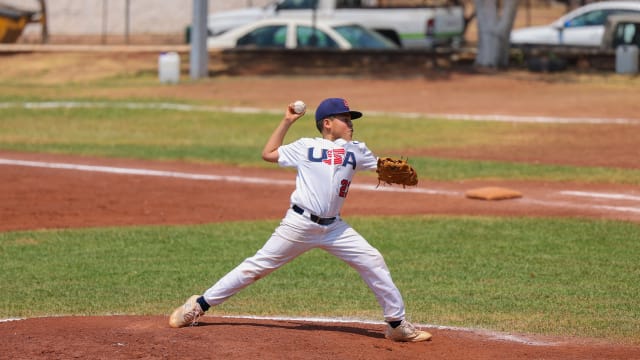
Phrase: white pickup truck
[{"left": 207, "top": 0, "right": 465, "bottom": 49}]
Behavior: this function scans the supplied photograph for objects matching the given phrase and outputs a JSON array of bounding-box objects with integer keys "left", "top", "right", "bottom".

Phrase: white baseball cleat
[
  {"left": 385, "top": 320, "right": 432, "bottom": 342},
  {"left": 169, "top": 295, "right": 204, "bottom": 328}
]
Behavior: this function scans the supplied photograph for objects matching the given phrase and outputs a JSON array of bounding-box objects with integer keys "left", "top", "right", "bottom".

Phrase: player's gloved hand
[{"left": 376, "top": 157, "right": 418, "bottom": 187}]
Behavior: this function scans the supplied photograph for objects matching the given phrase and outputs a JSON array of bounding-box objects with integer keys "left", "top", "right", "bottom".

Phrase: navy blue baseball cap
[{"left": 315, "top": 98, "right": 363, "bottom": 123}]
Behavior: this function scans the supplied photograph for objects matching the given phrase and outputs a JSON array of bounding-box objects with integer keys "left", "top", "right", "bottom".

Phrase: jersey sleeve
[
  {"left": 354, "top": 141, "right": 378, "bottom": 171},
  {"left": 277, "top": 138, "right": 308, "bottom": 168}
]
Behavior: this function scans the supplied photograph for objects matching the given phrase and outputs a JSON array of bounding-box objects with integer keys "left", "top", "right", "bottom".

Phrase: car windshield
[{"left": 333, "top": 25, "right": 397, "bottom": 49}]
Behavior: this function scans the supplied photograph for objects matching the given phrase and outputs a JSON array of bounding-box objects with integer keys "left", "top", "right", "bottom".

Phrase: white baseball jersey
[
  {"left": 278, "top": 137, "right": 377, "bottom": 218},
  {"left": 201, "top": 136, "right": 407, "bottom": 322}
]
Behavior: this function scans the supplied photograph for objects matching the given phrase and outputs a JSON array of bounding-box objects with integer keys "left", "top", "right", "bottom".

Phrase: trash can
[
  {"left": 158, "top": 52, "right": 181, "bottom": 84},
  {"left": 615, "top": 45, "right": 639, "bottom": 74}
]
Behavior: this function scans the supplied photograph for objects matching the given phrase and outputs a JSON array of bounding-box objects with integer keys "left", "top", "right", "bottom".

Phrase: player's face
[{"left": 330, "top": 114, "right": 353, "bottom": 140}]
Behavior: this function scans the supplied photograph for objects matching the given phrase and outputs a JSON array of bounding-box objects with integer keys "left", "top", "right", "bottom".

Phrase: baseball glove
[{"left": 376, "top": 157, "right": 418, "bottom": 187}]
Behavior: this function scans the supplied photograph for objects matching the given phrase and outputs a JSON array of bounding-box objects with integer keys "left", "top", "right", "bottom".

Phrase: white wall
[{"left": 4, "top": 0, "right": 273, "bottom": 36}]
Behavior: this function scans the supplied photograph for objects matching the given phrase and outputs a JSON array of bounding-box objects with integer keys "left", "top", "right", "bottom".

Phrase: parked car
[
  {"left": 510, "top": 1, "right": 640, "bottom": 47},
  {"left": 207, "top": 0, "right": 465, "bottom": 49},
  {"left": 207, "top": 18, "right": 399, "bottom": 50},
  {"left": 517, "top": 13, "right": 640, "bottom": 72}
]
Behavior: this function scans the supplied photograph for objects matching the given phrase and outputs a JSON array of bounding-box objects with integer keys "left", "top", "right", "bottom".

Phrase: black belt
[{"left": 292, "top": 204, "right": 336, "bottom": 225}]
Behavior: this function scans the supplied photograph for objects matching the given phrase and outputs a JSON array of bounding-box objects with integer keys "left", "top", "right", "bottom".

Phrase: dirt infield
[
  {"left": 1, "top": 54, "right": 640, "bottom": 358},
  {"left": 1, "top": 151, "right": 640, "bottom": 233}
]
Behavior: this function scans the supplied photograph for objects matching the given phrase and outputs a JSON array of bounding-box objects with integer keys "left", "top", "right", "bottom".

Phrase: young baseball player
[{"left": 169, "top": 97, "right": 431, "bottom": 342}]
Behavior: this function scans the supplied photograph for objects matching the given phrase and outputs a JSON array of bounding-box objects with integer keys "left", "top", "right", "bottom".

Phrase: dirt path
[{"left": 1, "top": 151, "right": 640, "bottom": 233}]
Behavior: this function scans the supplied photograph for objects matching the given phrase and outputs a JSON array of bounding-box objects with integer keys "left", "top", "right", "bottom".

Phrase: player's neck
[
  {"left": 322, "top": 130, "right": 352, "bottom": 142},
  {"left": 322, "top": 133, "right": 337, "bottom": 141}
]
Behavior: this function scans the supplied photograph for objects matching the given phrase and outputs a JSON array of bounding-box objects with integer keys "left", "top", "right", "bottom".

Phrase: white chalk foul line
[
  {"left": 2, "top": 158, "right": 639, "bottom": 215},
  {"left": 0, "top": 158, "right": 294, "bottom": 187},
  {"left": 2, "top": 101, "right": 639, "bottom": 125},
  {"left": 519, "top": 197, "right": 640, "bottom": 215},
  {"left": 391, "top": 112, "right": 640, "bottom": 125},
  {"left": 560, "top": 190, "right": 640, "bottom": 202},
  {"left": 0, "top": 158, "right": 458, "bottom": 196},
  {"left": 0, "top": 318, "right": 23, "bottom": 323}
]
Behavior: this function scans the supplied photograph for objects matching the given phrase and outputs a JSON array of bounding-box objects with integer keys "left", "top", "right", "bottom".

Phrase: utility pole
[
  {"left": 125, "top": 0, "right": 130, "bottom": 44},
  {"left": 190, "top": 0, "right": 209, "bottom": 79},
  {"left": 102, "top": 0, "right": 108, "bottom": 44}
]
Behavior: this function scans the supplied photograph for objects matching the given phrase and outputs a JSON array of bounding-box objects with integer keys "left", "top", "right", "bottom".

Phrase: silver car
[{"left": 510, "top": 1, "right": 640, "bottom": 47}]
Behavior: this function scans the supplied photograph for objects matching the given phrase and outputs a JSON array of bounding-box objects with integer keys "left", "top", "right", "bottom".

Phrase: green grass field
[
  {"left": 1, "top": 86, "right": 639, "bottom": 344},
  {"left": 1, "top": 217, "right": 638, "bottom": 343},
  {"left": 2, "top": 104, "right": 640, "bottom": 184}
]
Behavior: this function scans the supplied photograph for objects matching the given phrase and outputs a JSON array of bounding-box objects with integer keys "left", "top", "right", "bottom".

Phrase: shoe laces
[
  {"left": 184, "top": 303, "right": 203, "bottom": 326},
  {"left": 395, "top": 320, "right": 425, "bottom": 340},
  {"left": 400, "top": 321, "right": 416, "bottom": 335}
]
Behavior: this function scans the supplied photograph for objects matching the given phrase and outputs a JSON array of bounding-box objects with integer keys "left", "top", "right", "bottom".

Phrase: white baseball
[{"left": 293, "top": 100, "right": 306, "bottom": 114}]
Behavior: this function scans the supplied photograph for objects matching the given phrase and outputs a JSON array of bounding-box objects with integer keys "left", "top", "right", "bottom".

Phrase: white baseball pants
[{"left": 202, "top": 207, "right": 406, "bottom": 322}]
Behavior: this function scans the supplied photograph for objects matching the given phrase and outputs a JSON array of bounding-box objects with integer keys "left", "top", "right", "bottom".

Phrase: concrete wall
[{"left": 4, "top": 0, "right": 271, "bottom": 39}]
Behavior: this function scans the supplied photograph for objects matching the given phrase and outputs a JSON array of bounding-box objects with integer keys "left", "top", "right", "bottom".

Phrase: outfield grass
[
  {"left": 1, "top": 104, "right": 639, "bottom": 184},
  {"left": 1, "top": 217, "right": 638, "bottom": 344}
]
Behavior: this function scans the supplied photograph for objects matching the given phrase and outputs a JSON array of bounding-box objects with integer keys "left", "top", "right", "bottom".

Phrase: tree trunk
[{"left": 474, "top": 0, "right": 519, "bottom": 69}]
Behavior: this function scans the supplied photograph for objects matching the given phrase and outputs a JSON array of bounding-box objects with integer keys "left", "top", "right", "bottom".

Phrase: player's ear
[
  {"left": 323, "top": 118, "right": 332, "bottom": 129},
  {"left": 318, "top": 118, "right": 327, "bottom": 132}
]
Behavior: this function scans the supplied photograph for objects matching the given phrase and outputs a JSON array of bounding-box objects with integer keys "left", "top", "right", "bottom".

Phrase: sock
[
  {"left": 196, "top": 296, "right": 210, "bottom": 312},
  {"left": 388, "top": 320, "right": 402, "bottom": 328}
]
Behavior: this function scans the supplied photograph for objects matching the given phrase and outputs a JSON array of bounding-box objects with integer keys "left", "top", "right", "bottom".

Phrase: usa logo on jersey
[{"left": 308, "top": 147, "right": 356, "bottom": 169}]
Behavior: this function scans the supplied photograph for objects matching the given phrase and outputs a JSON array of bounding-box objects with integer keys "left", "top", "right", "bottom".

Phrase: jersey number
[{"left": 339, "top": 179, "right": 351, "bottom": 198}]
